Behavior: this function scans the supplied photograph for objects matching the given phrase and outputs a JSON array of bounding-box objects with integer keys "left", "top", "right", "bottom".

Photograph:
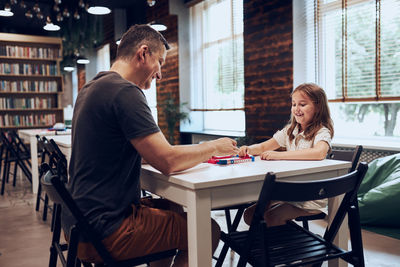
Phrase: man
[{"left": 62, "top": 24, "right": 238, "bottom": 266}]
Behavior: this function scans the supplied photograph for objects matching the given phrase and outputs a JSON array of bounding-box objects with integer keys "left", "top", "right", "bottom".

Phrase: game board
[{"left": 207, "top": 155, "right": 255, "bottom": 165}]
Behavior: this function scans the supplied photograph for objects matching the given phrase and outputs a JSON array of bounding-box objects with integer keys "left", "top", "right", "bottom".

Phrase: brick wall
[{"left": 244, "top": 0, "right": 293, "bottom": 142}]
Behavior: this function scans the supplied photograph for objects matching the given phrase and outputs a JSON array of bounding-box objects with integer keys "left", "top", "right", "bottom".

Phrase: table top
[
  {"left": 47, "top": 135, "right": 71, "bottom": 148},
  {"left": 141, "top": 157, "right": 351, "bottom": 190},
  {"left": 19, "top": 128, "right": 71, "bottom": 137}
]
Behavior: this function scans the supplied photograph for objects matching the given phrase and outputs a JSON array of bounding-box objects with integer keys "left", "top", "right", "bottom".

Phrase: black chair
[
  {"left": 35, "top": 136, "right": 54, "bottom": 222},
  {"left": 217, "top": 162, "right": 368, "bottom": 267},
  {"left": 1, "top": 131, "right": 32, "bottom": 195},
  {"left": 40, "top": 164, "right": 178, "bottom": 267},
  {"left": 295, "top": 145, "right": 363, "bottom": 230}
]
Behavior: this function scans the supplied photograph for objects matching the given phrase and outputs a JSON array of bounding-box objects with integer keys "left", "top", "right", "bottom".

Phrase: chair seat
[
  {"left": 221, "top": 221, "right": 349, "bottom": 267},
  {"left": 295, "top": 212, "right": 326, "bottom": 223},
  {"left": 90, "top": 248, "right": 178, "bottom": 267}
]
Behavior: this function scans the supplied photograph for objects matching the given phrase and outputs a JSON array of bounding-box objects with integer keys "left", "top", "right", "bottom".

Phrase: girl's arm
[
  {"left": 260, "top": 140, "right": 330, "bottom": 160},
  {"left": 238, "top": 138, "right": 281, "bottom": 156}
]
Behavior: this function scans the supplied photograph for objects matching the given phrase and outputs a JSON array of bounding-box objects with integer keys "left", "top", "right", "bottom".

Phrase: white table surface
[
  {"left": 19, "top": 134, "right": 350, "bottom": 267},
  {"left": 140, "top": 158, "right": 351, "bottom": 267},
  {"left": 18, "top": 129, "right": 71, "bottom": 194}
]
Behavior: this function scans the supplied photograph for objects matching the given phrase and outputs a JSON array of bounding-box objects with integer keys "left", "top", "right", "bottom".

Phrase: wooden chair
[
  {"left": 0, "top": 131, "right": 32, "bottom": 195},
  {"left": 295, "top": 145, "right": 363, "bottom": 229},
  {"left": 35, "top": 136, "right": 53, "bottom": 222},
  {"left": 217, "top": 162, "right": 368, "bottom": 267},
  {"left": 36, "top": 137, "right": 69, "bottom": 233},
  {"left": 40, "top": 164, "right": 178, "bottom": 267}
]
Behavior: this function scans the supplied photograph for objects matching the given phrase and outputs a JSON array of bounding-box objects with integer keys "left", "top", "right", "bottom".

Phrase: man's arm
[{"left": 131, "top": 131, "right": 238, "bottom": 175}]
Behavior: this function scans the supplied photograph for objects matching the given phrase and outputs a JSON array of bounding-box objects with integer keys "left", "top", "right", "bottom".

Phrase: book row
[
  {"left": 0, "top": 113, "right": 56, "bottom": 127},
  {"left": 0, "top": 63, "right": 58, "bottom": 75},
  {"left": 0, "top": 45, "right": 61, "bottom": 59},
  {"left": 0, "top": 97, "right": 55, "bottom": 109},
  {"left": 0, "top": 80, "right": 58, "bottom": 92}
]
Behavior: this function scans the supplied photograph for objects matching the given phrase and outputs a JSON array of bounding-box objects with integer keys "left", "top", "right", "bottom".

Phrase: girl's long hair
[{"left": 287, "top": 83, "right": 334, "bottom": 143}]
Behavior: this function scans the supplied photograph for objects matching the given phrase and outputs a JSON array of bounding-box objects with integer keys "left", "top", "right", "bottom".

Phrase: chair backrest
[
  {"left": 41, "top": 137, "right": 68, "bottom": 182},
  {"left": 251, "top": 162, "right": 369, "bottom": 238},
  {"left": 49, "top": 139, "right": 68, "bottom": 181},
  {"left": 329, "top": 145, "right": 363, "bottom": 172},
  {"left": 40, "top": 170, "right": 118, "bottom": 266},
  {"left": 9, "top": 130, "right": 30, "bottom": 156},
  {"left": 36, "top": 135, "right": 50, "bottom": 163}
]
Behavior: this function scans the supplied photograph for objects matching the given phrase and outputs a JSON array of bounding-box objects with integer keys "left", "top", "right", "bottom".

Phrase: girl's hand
[
  {"left": 238, "top": 146, "right": 250, "bottom": 157},
  {"left": 260, "top": 151, "right": 280, "bottom": 160}
]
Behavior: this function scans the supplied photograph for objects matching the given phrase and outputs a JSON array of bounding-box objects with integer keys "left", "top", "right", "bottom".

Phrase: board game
[{"left": 207, "top": 155, "right": 255, "bottom": 165}]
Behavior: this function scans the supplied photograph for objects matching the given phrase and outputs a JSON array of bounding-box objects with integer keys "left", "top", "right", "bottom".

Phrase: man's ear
[{"left": 137, "top": 45, "right": 149, "bottom": 63}]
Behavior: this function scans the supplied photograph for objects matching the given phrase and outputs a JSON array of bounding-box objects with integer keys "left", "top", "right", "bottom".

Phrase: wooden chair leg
[
  {"left": 43, "top": 194, "right": 49, "bottom": 221},
  {"left": 36, "top": 183, "right": 42, "bottom": 211},
  {"left": 67, "top": 227, "right": 80, "bottom": 267},
  {"left": 12, "top": 162, "right": 18, "bottom": 186}
]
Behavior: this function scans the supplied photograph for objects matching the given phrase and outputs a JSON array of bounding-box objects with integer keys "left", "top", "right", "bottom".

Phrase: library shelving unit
[{"left": 0, "top": 32, "right": 64, "bottom": 130}]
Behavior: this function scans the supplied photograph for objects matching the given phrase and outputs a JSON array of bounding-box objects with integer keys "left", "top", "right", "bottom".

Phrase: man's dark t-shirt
[{"left": 61, "top": 71, "right": 160, "bottom": 240}]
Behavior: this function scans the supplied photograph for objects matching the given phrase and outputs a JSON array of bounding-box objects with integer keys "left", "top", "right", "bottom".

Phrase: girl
[{"left": 238, "top": 83, "right": 334, "bottom": 226}]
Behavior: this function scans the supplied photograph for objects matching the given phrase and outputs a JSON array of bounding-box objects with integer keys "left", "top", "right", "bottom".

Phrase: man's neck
[{"left": 110, "top": 60, "right": 137, "bottom": 84}]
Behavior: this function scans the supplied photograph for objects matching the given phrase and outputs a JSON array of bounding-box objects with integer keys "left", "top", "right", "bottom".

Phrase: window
[
  {"left": 189, "top": 0, "right": 245, "bottom": 133},
  {"left": 143, "top": 80, "right": 158, "bottom": 123},
  {"left": 96, "top": 44, "right": 110, "bottom": 73},
  {"left": 295, "top": 0, "right": 400, "bottom": 141}
]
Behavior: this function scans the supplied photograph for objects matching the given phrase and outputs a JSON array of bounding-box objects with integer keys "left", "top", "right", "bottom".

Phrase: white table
[
  {"left": 25, "top": 138, "right": 350, "bottom": 267},
  {"left": 50, "top": 135, "right": 72, "bottom": 161},
  {"left": 140, "top": 158, "right": 351, "bottom": 267},
  {"left": 18, "top": 129, "right": 71, "bottom": 193}
]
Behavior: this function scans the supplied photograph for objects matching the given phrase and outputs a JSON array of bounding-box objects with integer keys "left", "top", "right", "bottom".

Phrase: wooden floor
[{"left": 0, "top": 171, "right": 399, "bottom": 267}]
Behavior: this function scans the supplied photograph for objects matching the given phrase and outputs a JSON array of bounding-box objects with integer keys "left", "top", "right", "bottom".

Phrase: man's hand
[{"left": 211, "top": 137, "right": 238, "bottom": 156}]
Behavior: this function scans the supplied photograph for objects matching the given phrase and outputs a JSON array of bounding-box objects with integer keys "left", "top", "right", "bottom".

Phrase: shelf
[
  {"left": 1, "top": 125, "right": 52, "bottom": 129},
  {"left": 0, "top": 108, "right": 63, "bottom": 112},
  {"left": 0, "top": 56, "right": 60, "bottom": 62},
  {"left": 0, "top": 33, "right": 63, "bottom": 130},
  {"left": 0, "top": 74, "right": 61, "bottom": 79},
  {"left": 0, "top": 91, "right": 59, "bottom": 95}
]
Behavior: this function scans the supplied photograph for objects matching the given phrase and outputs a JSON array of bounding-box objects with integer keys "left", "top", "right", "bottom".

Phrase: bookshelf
[{"left": 0, "top": 32, "right": 64, "bottom": 130}]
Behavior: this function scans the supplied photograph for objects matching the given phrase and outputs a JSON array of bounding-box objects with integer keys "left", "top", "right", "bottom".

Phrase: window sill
[
  {"left": 181, "top": 129, "right": 245, "bottom": 138},
  {"left": 333, "top": 136, "right": 400, "bottom": 152}
]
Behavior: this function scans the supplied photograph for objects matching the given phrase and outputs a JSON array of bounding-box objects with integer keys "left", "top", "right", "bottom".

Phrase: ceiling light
[
  {"left": 87, "top": 6, "right": 111, "bottom": 15},
  {"left": 73, "top": 10, "right": 80, "bottom": 20},
  {"left": 33, "top": 3, "right": 40, "bottom": 13},
  {"left": 25, "top": 10, "right": 32, "bottom": 18},
  {"left": 62, "top": 8, "right": 70, "bottom": 17},
  {"left": 63, "top": 66, "right": 75, "bottom": 72},
  {"left": 20, "top": 1, "right": 26, "bottom": 9},
  {"left": 77, "top": 56, "right": 90, "bottom": 64},
  {"left": 0, "top": 3, "right": 13, "bottom": 17},
  {"left": 44, "top": 16, "right": 60, "bottom": 31},
  {"left": 147, "top": 0, "right": 156, "bottom": 7},
  {"left": 78, "top": 0, "right": 85, "bottom": 8},
  {"left": 116, "top": 39, "right": 121, "bottom": 45},
  {"left": 43, "top": 21, "right": 60, "bottom": 31},
  {"left": 150, "top": 23, "right": 167, "bottom": 32}
]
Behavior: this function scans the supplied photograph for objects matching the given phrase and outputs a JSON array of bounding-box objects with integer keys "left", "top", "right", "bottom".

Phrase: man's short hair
[{"left": 116, "top": 24, "right": 170, "bottom": 60}]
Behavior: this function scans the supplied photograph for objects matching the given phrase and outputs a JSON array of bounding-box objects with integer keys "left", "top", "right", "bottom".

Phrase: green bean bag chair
[{"left": 357, "top": 153, "right": 400, "bottom": 227}]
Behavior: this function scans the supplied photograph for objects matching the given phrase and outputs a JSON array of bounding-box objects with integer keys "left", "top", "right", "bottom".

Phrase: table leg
[
  {"left": 29, "top": 136, "right": 39, "bottom": 194},
  {"left": 186, "top": 190, "right": 212, "bottom": 267},
  {"left": 328, "top": 195, "right": 349, "bottom": 267}
]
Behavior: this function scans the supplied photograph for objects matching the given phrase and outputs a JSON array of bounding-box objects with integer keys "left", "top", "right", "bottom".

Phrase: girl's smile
[{"left": 291, "top": 91, "right": 316, "bottom": 131}]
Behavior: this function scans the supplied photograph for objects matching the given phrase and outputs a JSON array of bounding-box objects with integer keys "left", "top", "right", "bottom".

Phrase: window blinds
[
  {"left": 189, "top": 0, "right": 244, "bottom": 111},
  {"left": 313, "top": 0, "right": 400, "bottom": 102}
]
